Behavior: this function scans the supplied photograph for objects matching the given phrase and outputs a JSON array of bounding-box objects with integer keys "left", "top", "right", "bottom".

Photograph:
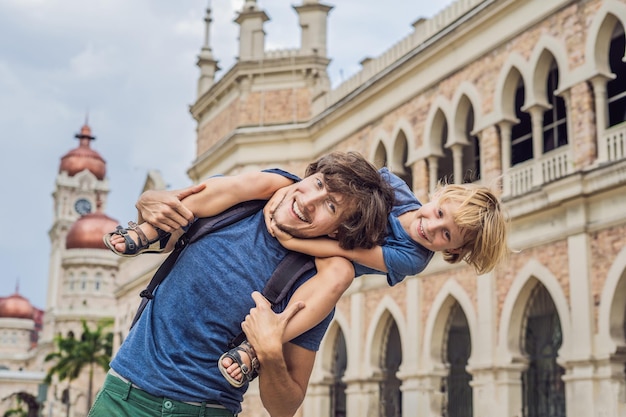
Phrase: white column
[
  {"left": 398, "top": 278, "right": 420, "bottom": 413},
  {"left": 590, "top": 75, "right": 610, "bottom": 163}
]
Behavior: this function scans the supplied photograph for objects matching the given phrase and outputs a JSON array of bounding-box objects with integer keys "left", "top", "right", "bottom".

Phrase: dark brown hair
[{"left": 305, "top": 151, "right": 394, "bottom": 250}]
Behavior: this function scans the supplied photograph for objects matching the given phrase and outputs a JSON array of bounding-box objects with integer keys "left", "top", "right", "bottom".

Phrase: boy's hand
[
  {"left": 268, "top": 218, "right": 297, "bottom": 247},
  {"left": 263, "top": 187, "right": 289, "bottom": 234},
  {"left": 136, "top": 183, "right": 206, "bottom": 232}
]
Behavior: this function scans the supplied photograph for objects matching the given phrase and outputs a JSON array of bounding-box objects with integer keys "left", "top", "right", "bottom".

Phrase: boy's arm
[{"left": 272, "top": 224, "right": 388, "bottom": 272}]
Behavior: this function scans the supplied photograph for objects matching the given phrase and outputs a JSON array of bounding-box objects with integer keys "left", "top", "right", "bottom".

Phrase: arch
[
  {"left": 363, "top": 296, "right": 406, "bottom": 377},
  {"left": 586, "top": 0, "right": 626, "bottom": 75},
  {"left": 498, "top": 259, "right": 572, "bottom": 364},
  {"left": 493, "top": 53, "right": 529, "bottom": 121},
  {"left": 390, "top": 130, "right": 409, "bottom": 174},
  {"left": 598, "top": 246, "right": 626, "bottom": 355},
  {"left": 451, "top": 82, "right": 483, "bottom": 142},
  {"left": 422, "top": 96, "right": 452, "bottom": 158},
  {"left": 390, "top": 118, "right": 417, "bottom": 152},
  {"left": 528, "top": 36, "right": 570, "bottom": 103},
  {"left": 422, "top": 280, "right": 478, "bottom": 371},
  {"left": 317, "top": 310, "right": 351, "bottom": 380},
  {"left": 370, "top": 128, "right": 392, "bottom": 168}
]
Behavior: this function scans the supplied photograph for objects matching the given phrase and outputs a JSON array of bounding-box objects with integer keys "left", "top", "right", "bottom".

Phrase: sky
[{"left": 0, "top": 0, "right": 455, "bottom": 309}]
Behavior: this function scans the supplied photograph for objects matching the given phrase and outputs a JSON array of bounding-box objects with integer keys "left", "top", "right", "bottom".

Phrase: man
[{"left": 88, "top": 152, "right": 394, "bottom": 417}]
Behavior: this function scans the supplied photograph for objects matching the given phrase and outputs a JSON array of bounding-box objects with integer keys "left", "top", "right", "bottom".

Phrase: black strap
[
  {"left": 129, "top": 200, "right": 267, "bottom": 329},
  {"left": 228, "top": 251, "right": 315, "bottom": 348}
]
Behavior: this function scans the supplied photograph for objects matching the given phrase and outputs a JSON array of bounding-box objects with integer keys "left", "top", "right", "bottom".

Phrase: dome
[
  {"left": 0, "top": 293, "right": 34, "bottom": 320},
  {"left": 59, "top": 123, "right": 106, "bottom": 180},
  {"left": 66, "top": 211, "right": 119, "bottom": 250}
]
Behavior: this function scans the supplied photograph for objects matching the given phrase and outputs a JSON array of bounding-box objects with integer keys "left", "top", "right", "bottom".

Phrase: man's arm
[{"left": 242, "top": 292, "right": 313, "bottom": 417}]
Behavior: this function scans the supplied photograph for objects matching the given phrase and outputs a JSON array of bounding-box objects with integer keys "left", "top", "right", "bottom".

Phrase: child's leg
[{"left": 219, "top": 256, "right": 354, "bottom": 385}]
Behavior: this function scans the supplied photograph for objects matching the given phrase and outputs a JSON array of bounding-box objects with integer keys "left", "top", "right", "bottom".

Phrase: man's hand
[
  {"left": 241, "top": 291, "right": 304, "bottom": 364},
  {"left": 135, "top": 183, "right": 206, "bottom": 232}
]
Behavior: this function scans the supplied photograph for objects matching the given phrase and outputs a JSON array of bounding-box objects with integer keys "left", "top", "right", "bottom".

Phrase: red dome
[
  {"left": 59, "top": 123, "right": 106, "bottom": 180},
  {"left": 0, "top": 293, "right": 34, "bottom": 319},
  {"left": 66, "top": 211, "right": 119, "bottom": 250}
]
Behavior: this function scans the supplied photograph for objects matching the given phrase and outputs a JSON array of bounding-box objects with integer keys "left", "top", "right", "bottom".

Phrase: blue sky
[{"left": 0, "top": 0, "right": 454, "bottom": 308}]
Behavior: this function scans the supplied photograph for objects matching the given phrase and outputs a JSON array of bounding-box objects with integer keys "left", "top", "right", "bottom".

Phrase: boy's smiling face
[{"left": 407, "top": 196, "right": 466, "bottom": 253}]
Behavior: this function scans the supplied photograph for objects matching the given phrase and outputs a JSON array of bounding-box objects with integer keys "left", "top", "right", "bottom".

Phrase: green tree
[
  {"left": 2, "top": 392, "right": 39, "bottom": 417},
  {"left": 44, "top": 318, "right": 113, "bottom": 415}
]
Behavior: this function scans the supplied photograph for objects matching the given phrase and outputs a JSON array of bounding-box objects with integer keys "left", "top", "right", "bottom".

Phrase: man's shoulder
[{"left": 262, "top": 168, "right": 301, "bottom": 182}]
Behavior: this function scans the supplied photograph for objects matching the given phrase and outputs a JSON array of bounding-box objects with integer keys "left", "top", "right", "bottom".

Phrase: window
[
  {"left": 521, "top": 285, "right": 565, "bottom": 417},
  {"left": 380, "top": 321, "right": 402, "bottom": 417},
  {"left": 542, "top": 63, "right": 568, "bottom": 153},
  {"left": 511, "top": 79, "right": 533, "bottom": 165},
  {"left": 442, "top": 303, "right": 473, "bottom": 417},
  {"left": 330, "top": 330, "right": 347, "bottom": 417},
  {"left": 462, "top": 107, "right": 480, "bottom": 182},
  {"left": 608, "top": 24, "right": 626, "bottom": 127}
]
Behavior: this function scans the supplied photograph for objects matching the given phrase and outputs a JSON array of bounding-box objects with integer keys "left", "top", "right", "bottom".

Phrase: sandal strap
[
  {"left": 239, "top": 341, "right": 259, "bottom": 374},
  {"left": 127, "top": 221, "right": 149, "bottom": 247}
]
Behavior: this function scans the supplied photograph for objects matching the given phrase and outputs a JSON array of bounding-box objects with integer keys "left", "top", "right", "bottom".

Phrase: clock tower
[{"left": 44, "top": 122, "right": 115, "bottom": 336}]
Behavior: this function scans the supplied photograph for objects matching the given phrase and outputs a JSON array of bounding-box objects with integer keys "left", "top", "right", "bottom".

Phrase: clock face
[{"left": 74, "top": 198, "right": 92, "bottom": 215}]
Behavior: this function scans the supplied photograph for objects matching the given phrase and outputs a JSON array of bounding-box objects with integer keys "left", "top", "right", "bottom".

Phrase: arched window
[
  {"left": 380, "top": 320, "right": 402, "bottom": 417},
  {"left": 392, "top": 131, "right": 413, "bottom": 188},
  {"left": 511, "top": 79, "right": 533, "bottom": 165},
  {"left": 463, "top": 107, "right": 480, "bottom": 182},
  {"left": 442, "top": 303, "right": 472, "bottom": 417},
  {"left": 94, "top": 273, "right": 102, "bottom": 291},
  {"left": 80, "top": 272, "right": 87, "bottom": 290},
  {"left": 330, "top": 330, "right": 347, "bottom": 417},
  {"left": 521, "top": 284, "right": 565, "bottom": 417},
  {"left": 437, "top": 122, "right": 454, "bottom": 183},
  {"left": 542, "top": 62, "right": 568, "bottom": 153},
  {"left": 608, "top": 24, "right": 626, "bottom": 127}
]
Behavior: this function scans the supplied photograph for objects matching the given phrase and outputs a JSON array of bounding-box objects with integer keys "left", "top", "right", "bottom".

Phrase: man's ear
[{"left": 328, "top": 230, "right": 338, "bottom": 239}]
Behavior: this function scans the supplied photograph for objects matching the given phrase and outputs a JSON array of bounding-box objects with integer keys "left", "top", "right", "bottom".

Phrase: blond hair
[{"left": 435, "top": 183, "right": 509, "bottom": 274}]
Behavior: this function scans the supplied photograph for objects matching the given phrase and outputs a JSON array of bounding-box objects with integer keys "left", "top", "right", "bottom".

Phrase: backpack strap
[
  {"left": 129, "top": 200, "right": 267, "bottom": 330},
  {"left": 228, "top": 251, "right": 315, "bottom": 348}
]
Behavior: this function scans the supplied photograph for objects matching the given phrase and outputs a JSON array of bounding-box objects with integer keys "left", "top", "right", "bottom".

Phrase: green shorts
[{"left": 88, "top": 372, "right": 235, "bottom": 417}]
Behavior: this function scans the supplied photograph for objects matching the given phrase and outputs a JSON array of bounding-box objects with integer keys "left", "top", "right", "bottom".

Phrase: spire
[
  {"left": 197, "top": 2, "right": 220, "bottom": 97},
  {"left": 74, "top": 116, "right": 96, "bottom": 147}
]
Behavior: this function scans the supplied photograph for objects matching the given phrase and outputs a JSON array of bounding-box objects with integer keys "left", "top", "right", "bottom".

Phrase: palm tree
[{"left": 44, "top": 318, "right": 113, "bottom": 416}]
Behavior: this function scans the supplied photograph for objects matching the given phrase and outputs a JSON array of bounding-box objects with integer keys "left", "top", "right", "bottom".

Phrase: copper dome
[
  {"left": 0, "top": 293, "right": 34, "bottom": 320},
  {"left": 59, "top": 123, "right": 106, "bottom": 180},
  {"left": 66, "top": 211, "right": 119, "bottom": 250}
]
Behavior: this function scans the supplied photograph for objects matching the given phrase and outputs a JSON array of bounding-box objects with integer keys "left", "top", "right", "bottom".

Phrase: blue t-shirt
[
  {"left": 353, "top": 167, "right": 434, "bottom": 285},
  {"left": 111, "top": 169, "right": 332, "bottom": 414}
]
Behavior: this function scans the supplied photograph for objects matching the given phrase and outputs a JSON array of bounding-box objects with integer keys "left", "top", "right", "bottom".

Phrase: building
[
  {"left": 0, "top": 123, "right": 121, "bottom": 417},
  {"left": 171, "top": 0, "right": 626, "bottom": 415},
  {"left": 1, "top": 0, "right": 625, "bottom": 416}
]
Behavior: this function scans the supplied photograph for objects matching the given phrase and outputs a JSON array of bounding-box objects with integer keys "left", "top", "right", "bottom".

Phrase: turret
[
  {"left": 293, "top": 0, "right": 333, "bottom": 57},
  {"left": 234, "top": 0, "right": 269, "bottom": 61}
]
